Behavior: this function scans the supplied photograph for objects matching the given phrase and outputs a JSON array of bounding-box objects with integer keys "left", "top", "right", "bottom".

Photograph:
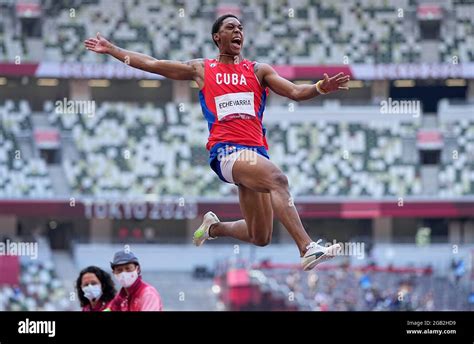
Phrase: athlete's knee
[
  {"left": 252, "top": 235, "right": 271, "bottom": 247},
  {"left": 270, "top": 171, "right": 289, "bottom": 190},
  {"left": 250, "top": 225, "right": 272, "bottom": 247}
]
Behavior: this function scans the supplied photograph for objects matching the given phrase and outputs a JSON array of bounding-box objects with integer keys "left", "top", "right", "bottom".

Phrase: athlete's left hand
[{"left": 320, "top": 72, "right": 350, "bottom": 93}]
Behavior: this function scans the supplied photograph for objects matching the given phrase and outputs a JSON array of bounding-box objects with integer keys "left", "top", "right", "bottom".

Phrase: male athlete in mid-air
[{"left": 85, "top": 14, "right": 350, "bottom": 270}]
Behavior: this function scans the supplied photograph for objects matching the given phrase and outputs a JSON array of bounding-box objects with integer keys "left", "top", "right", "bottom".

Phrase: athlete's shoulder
[
  {"left": 252, "top": 61, "right": 274, "bottom": 78},
  {"left": 253, "top": 61, "right": 272, "bottom": 71},
  {"left": 203, "top": 58, "right": 217, "bottom": 65},
  {"left": 242, "top": 59, "right": 257, "bottom": 67},
  {"left": 181, "top": 58, "right": 205, "bottom": 70},
  {"left": 250, "top": 62, "right": 273, "bottom": 89}
]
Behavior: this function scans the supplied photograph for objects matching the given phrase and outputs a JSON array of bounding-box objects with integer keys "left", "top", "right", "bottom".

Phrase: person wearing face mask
[
  {"left": 76, "top": 266, "right": 116, "bottom": 312},
  {"left": 107, "top": 250, "right": 163, "bottom": 311}
]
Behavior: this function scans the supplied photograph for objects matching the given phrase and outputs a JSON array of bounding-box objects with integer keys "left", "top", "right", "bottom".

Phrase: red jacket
[{"left": 108, "top": 277, "right": 163, "bottom": 311}]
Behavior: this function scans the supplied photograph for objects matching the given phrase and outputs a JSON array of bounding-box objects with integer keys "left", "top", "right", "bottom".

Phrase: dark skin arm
[
  {"left": 254, "top": 63, "right": 350, "bottom": 101},
  {"left": 84, "top": 34, "right": 349, "bottom": 98},
  {"left": 84, "top": 33, "right": 205, "bottom": 88}
]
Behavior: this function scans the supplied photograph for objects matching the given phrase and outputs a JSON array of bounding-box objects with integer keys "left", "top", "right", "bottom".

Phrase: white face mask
[
  {"left": 82, "top": 284, "right": 102, "bottom": 301},
  {"left": 116, "top": 270, "right": 139, "bottom": 288}
]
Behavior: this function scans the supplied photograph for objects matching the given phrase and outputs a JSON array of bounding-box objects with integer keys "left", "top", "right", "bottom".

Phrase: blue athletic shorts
[{"left": 209, "top": 142, "right": 270, "bottom": 184}]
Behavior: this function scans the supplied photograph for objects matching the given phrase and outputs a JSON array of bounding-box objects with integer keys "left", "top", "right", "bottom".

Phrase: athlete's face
[{"left": 215, "top": 17, "right": 244, "bottom": 55}]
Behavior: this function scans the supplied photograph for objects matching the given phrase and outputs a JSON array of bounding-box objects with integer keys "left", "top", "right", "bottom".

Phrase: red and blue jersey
[{"left": 199, "top": 58, "right": 269, "bottom": 151}]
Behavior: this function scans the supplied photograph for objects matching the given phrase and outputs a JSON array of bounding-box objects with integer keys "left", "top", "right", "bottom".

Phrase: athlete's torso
[{"left": 199, "top": 58, "right": 268, "bottom": 150}]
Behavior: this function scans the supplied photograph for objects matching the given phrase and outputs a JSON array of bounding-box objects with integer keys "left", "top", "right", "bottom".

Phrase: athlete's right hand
[{"left": 84, "top": 33, "right": 113, "bottom": 54}]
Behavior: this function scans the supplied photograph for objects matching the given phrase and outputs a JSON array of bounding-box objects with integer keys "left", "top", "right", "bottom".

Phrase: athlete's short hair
[{"left": 212, "top": 14, "right": 240, "bottom": 47}]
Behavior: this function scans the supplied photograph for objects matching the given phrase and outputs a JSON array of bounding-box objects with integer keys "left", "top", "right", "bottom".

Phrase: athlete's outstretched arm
[
  {"left": 256, "top": 63, "right": 350, "bottom": 101},
  {"left": 84, "top": 33, "right": 203, "bottom": 81}
]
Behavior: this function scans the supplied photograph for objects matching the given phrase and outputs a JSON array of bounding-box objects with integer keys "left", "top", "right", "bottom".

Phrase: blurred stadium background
[{"left": 0, "top": 0, "right": 474, "bottom": 311}]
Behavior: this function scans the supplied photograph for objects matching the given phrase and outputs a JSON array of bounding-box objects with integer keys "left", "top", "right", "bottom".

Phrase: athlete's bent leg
[
  {"left": 193, "top": 150, "right": 339, "bottom": 270},
  {"left": 232, "top": 151, "right": 312, "bottom": 256},
  {"left": 210, "top": 184, "right": 273, "bottom": 246}
]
